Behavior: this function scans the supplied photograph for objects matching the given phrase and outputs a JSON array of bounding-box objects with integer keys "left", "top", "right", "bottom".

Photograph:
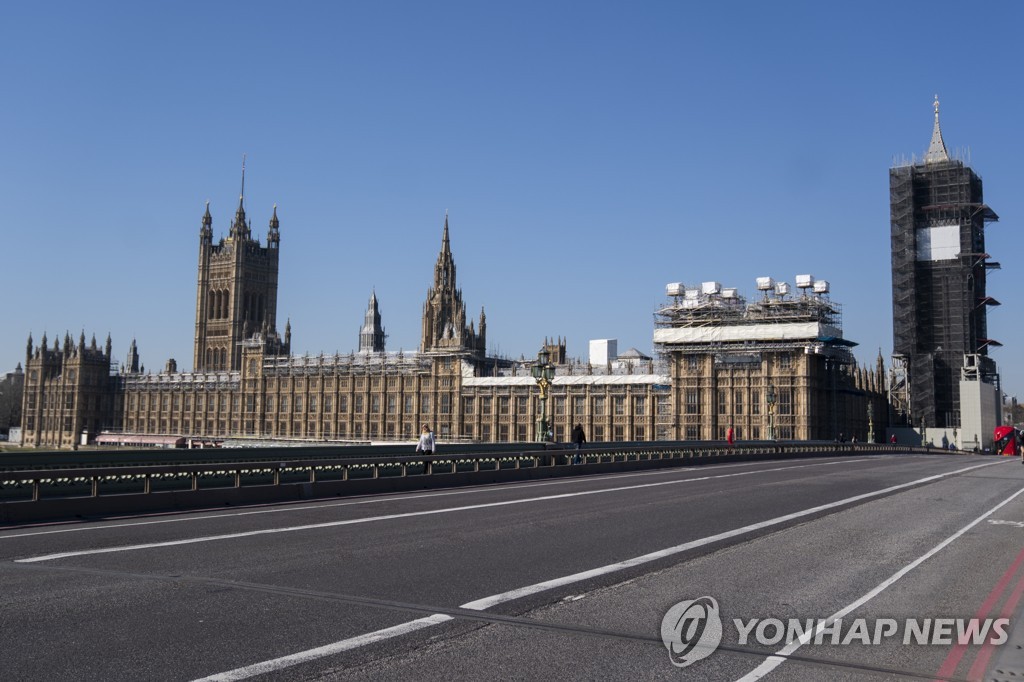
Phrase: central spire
[
  {"left": 924, "top": 95, "right": 949, "bottom": 164},
  {"left": 230, "top": 155, "right": 250, "bottom": 239},
  {"left": 239, "top": 153, "right": 247, "bottom": 209},
  {"left": 441, "top": 209, "right": 450, "bottom": 255},
  {"left": 436, "top": 212, "right": 455, "bottom": 289}
]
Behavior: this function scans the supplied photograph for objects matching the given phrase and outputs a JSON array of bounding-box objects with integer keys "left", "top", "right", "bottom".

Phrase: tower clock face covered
[
  {"left": 889, "top": 98, "right": 999, "bottom": 431},
  {"left": 915, "top": 224, "right": 959, "bottom": 262}
]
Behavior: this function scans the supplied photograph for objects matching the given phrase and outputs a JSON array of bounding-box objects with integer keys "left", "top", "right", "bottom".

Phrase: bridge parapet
[{"left": 0, "top": 442, "right": 953, "bottom": 524}]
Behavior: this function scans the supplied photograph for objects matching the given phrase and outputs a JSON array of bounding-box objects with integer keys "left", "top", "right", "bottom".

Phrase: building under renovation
[
  {"left": 653, "top": 277, "right": 888, "bottom": 442},
  {"left": 889, "top": 98, "right": 1001, "bottom": 449}
]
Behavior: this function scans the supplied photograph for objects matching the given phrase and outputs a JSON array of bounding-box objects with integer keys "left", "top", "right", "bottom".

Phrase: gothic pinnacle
[{"left": 925, "top": 94, "right": 950, "bottom": 164}]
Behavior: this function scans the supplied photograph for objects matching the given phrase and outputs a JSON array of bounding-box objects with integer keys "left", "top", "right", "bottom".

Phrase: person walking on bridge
[
  {"left": 571, "top": 423, "right": 586, "bottom": 465},
  {"left": 416, "top": 425, "right": 435, "bottom": 456}
]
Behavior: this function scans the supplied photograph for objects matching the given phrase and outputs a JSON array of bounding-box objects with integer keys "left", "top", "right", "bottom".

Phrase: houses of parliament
[{"left": 18, "top": 179, "right": 888, "bottom": 449}]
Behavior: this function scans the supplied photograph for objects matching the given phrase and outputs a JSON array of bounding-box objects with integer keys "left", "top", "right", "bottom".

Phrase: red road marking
[
  {"left": 933, "top": 543, "right": 1024, "bottom": 680},
  {"left": 966, "top": 566, "right": 1024, "bottom": 681}
]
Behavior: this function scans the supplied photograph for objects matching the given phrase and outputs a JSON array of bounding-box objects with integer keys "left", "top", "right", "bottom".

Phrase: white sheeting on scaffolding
[{"left": 653, "top": 322, "right": 842, "bottom": 345}]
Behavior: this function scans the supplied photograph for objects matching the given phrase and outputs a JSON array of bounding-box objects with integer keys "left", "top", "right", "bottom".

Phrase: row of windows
[
  {"left": 205, "top": 347, "right": 230, "bottom": 371},
  {"left": 118, "top": 395, "right": 673, "bottom": 429},
  {"left": 682, "top": 425, "right": 796, "bottom": 440},
  {"left": 266, "top": 394, "right": 448, "bottom": 415},
  {"left": 460, "top": 394, "right": 664, "bottom": 417},
  {"left": 113, "top": 411, "right": 803, "bottom": 443},
  {"left": 126, "top": 392, "right": 455, "bottom": 416},
  {"left": 684, "top": 389, "right": 795, "bottom": 415},
  {"left": 24, "top": 416, "right": 74, "bottom": 432},
  {"left": 458, "top": 424, "right": 649, "bottom": 442},
  {"left": 125, "top": 390, "right": 670, "bottom": 418},
  {"left": 122, "top": 417, "right": 451, "bottom": 441},
  {"left": 261, "top": 376, "right": 436, "bottom": 390},
  {"left": 206, "top": 289, "right": 257, "bottom": 321},
  {"left": 27, "top": 392, "right": 108, "bottom": 411},
  {"left": 120, "top": 408, "right": 665, "bottom": 440},
  {"left": 717, "top": 390, "right": 764, "bottom": 416},
  {"left": 25, "top": 369, "right": 106, "bottom": 385}
]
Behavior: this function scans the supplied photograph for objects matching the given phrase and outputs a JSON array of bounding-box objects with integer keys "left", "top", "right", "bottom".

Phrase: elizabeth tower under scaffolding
[{"left": 889, "top": 97, "right": 1000, "bottom": 430}]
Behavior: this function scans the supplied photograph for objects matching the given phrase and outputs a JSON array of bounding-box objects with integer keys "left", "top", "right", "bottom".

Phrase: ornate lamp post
[
  {"left": 766, "top": 384, "right": 777, "bottom": 441},
  {"left": 531, "top": 347, "right": 555, "bottom": 442}
]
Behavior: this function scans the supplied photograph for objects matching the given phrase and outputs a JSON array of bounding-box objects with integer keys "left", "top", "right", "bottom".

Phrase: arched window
[{"left": 208, "top": 291, "right": 215, "bottom": 319}]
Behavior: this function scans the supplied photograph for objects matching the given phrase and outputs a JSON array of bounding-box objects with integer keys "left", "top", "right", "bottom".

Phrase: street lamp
[
  {"left": 531, "top": 347, "right": 555, "bottom": 442},
  {"left": 766, "top": 384, "right": 777, "bottom": 441}
]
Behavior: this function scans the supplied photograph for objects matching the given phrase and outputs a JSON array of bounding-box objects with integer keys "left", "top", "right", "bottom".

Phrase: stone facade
[
  {"left": 194, "top": 198, "right": 287, "bottom": 372},
  {"left": 20, "top": 333, "right": 119, "bottom": 448},
  {"left": 19, "top": 189, "right": 888, "bottom": 449},
  {"left": 661, "top": 346, "right": 887, "bottom": 442}
]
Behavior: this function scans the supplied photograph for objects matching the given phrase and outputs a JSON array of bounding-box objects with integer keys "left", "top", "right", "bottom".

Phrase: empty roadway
[{"left": 1, "top": 452, "right": 1022, "bottom": 681}]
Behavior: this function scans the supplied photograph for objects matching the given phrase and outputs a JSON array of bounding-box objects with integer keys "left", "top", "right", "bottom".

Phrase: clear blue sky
[{"left": 2, "top": 2, "right": 1022, "bottom": 398}]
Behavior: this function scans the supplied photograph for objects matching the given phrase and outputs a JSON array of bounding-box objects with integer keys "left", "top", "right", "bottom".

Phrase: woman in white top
[{"left": 416, "top": 425, "right": 435, "bottom": 455}]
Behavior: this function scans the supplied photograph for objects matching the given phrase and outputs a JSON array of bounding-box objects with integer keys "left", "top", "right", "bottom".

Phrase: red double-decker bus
[{"left": 994, "top": 426, "right": 1020, "bottom": 456}]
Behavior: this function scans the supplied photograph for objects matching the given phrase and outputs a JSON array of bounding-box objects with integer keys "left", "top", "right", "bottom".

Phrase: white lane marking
[
  {"left": 192, "top": 614, "right": 455, "bottom": 682},
  {"left": 14, "top": 459, "right": 863, "bottom": 563},
  {"left": 189, "top": 459, "right": 1005, "bottom": 681},
  {"left": 987, "top": 519, "right": 1024, "bottom": 528},
  {"left": 734, "top": 480, "right": 1024, "bottom": 681},
  {"left": 458, "top": 460, "right": 1003, "bottom": 610},
  {"left": 0, "top": 457, "right": 828, "bottom": 540}
]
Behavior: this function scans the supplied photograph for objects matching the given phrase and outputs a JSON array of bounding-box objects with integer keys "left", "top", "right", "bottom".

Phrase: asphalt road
[{"left": 2, "top": 452, "right": 1023, "bottom": 681}]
